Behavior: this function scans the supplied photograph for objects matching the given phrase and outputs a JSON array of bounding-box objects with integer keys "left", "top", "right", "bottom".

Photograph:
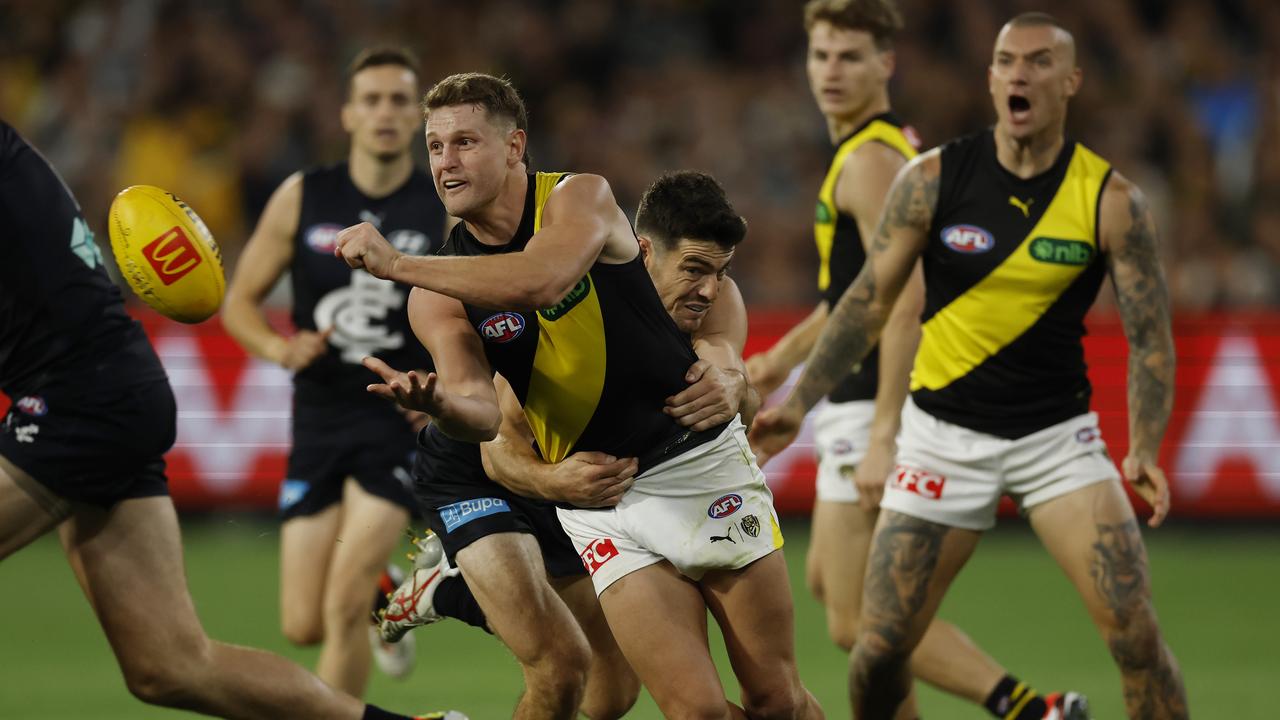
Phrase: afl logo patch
[
  {"left": 305, "top": 224, "right": 343, "bottom": 254},
  {"left": 707, "top": 493, "right": 744, "bottom": 519},
  {"left": 942, "top": 225, "right": 994, "bottom": 254},
  {"left": 15, "top": 395, "right": 47, "bottom": 417},
  {"left": 479, "top": 312, "right": 526, "bottom": 343}
]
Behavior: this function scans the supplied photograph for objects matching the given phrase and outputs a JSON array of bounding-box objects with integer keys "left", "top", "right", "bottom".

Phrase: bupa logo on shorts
[
  {"left": 890, "top": 465, "right": 946, "bottom": 500},
  {"left": 580, "top": 538, "right": 620, "bottom": 575},
  {"left": 439, "top": 497, "right": 511, "bottom": 533},
  {"left": 305, "top": 223, "right": 343, "bottom": 254},
  {"left": 707, "top": 493, "right": 744, "bottom": 519},
  {"left": 1029, "top": 237, "right": 1094, "bottom": 266},
  {"left": 14, "top": 395, "right": 48, "bottom": 417},
  {"left": 479, "top": 312, "right": 526, "bottom": 343},
  {"left": 278, "top": 479, "right": 310, "bottom": 511},
  {"left": 941, "top": 225, "right": 994, "bottom": 254},
  {"left": 1075, "top": 426, "right": 1101, "bottom": 444}
]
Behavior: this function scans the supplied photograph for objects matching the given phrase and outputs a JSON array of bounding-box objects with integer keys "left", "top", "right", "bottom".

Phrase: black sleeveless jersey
[
  {"left": 911, "top": 129, "right": 1112, "bottom": 438},
  {"left": 813, "top": 113, "right": 919, "bottom": 402},
  {"left": 440, "top": 172, "right": 719, "bottom": 469},
  {"left": 0, "top": 120, "right": 165, "bottom": 396},
  {"left": 290, "top": 162, "right": 443, "bottom": 410}
]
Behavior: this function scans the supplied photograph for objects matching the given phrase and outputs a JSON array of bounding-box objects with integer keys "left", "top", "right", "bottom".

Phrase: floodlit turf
[{"left": 0, "top": 516, "right": 1274, "bottom": 718}]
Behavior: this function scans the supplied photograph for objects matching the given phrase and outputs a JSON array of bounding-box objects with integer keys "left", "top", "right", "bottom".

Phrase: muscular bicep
[
  {"left": 224, "top": 173, "right": 302, "bottom": 304},
  {"left": 408, "top": 287, "right": 496, "bottom": 404},
  {"left": 862, "top": 151, "right": 938, "bottom": 308},
  {"left": 535, "top": 174, "right": 636, "bottom": 271},
  {"left": 1099, "top": 173, "right": 1171, "bottom": 345},
  {"left": 835, "top": 142, "right": 909, "bottom": 250},
  {"left": 493, "top": 373, "right": 534, "bottom": 446}
]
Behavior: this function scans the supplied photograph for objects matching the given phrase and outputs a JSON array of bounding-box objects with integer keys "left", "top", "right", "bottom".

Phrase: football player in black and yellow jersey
[
  {"left": 752, "top": 3, "right": 1075, "bottom": 719},
  {"left": 752, "top": 12, "right": 1187, "bottom": 720},
  {"left": 338, "top": 75, "right": 820, "bottom": 720},
  {"left": 223, "top": 47, "right": 447, "bottom": 694}
]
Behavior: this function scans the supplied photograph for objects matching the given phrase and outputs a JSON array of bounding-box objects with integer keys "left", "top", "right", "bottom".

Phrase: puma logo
[
  {"left": 1008, "top": 196, "right": 1033, "bottom": 217},
  {"left": 709, "top": 526, "right": 738, "bottom": 544}
]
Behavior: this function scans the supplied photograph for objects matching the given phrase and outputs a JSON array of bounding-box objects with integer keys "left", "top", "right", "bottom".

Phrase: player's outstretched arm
[
  {"left": 480, "top": 376, "right": 637, "bottom": 508},
  {"left": 748, "top": 150, "right": 938, "bottom": 463},
  {"left": 222, "top": 173, "right": 331, "bottom": 371},
  {"left": 1101, "top": 172, "right": 1176, "bottom": 527},
  {"left": 670, "top": 276, "right": 759, "bottom": 429},
  {"left": 393, "top": 287, "right": 501, "bottom": 441},
  {"left": 335, "top": 174, "right": 630, "bottom": 310}
]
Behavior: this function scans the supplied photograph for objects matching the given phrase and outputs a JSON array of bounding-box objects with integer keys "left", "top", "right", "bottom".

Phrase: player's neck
[
  {"left": 348, "top": 150, "right": 414, "bottom": 199},
  {"left": 463, "top": 168, "right": 529, "bottom": 247},
  {"left": 993, "top": 124, "right": 1064, "bottom": 179},
  {"left": 825, "top": 92, "right": 890, "bottom": 144}
]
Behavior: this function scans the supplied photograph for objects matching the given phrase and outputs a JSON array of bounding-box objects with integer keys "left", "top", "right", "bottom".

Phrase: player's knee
[
  {"left": 827, "top": 612, "right": 860, "bottom": 652},
  {"left": 524, "top": 630, "right": 591, "bottom": 708},
  {"left": 741, "top": 670, "right": 808, "bottom": 720},
  {"left": 580, "top": 682, "right": 639, "bottom": 720},
  {"left": 850, "top": 631, "right": 909, "bottom": 692},
  {"left": 119, "top": 638, "right": 211, "bottom": 707},
  {"left": 280, "top": 609, "right": 324, "bottom": 646},
  {"left": 321, "top": 581, "right": 375, "bottom": 632}
]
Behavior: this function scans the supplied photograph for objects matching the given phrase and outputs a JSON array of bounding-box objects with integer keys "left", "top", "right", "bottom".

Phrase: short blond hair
[{"left": 803, "top": 0, "right": 903, "bottom": 50}]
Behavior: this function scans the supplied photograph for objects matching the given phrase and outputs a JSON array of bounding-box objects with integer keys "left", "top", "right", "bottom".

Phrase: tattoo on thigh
[
  {"left": 1089, "top": 519, "right": 1148, "bottom": 623},
  {"left": 862, "top": 511, "right": 947, "bottom": 649}
]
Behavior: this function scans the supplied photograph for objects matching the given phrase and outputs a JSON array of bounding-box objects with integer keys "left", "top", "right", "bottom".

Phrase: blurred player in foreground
[
  {"left": 751, "top": 13, "right": 1186, "bottom": 720},
  {"left": 223, "top": 47, "right": 446, "bottom": 693},
  {"left": 0, "top": 119, "right": 457, "bottom": 720}
]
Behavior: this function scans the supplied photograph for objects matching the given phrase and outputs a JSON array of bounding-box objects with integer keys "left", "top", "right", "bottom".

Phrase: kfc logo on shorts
[
  {"left": 1075, "top": 427, "right": 1101, "bottom": 444},
  {"left": 479, "top": 312, "right": 526, "bottom": 343},
  {"left": 707, "top": 493, "right": 744, "bottom": 519},
  {"left": 14, "top": 395, "right": 47, "bottom": 417},
  {"left": 891, "top": 465, "right": 946, "bottom": 500},
  {"left": 942, "top": 225, "right": 995, "bottom": 254},
  {"left": 580, "top": 538, "right": 619, "bottom": 575}
]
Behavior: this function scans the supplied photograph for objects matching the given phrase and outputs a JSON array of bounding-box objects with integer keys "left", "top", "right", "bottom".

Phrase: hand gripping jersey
[
  {"left": 290, "top": 163, "right": 442, "bottom": 410},
  {"left": 911, "top": 130, "right": 1112, "bottom": 438},
  {"left": 813, "top": 113, "right": 919, "bottom": 402},
  {"left": 441, "top": 172, "right": 721, "bottom": 471}
]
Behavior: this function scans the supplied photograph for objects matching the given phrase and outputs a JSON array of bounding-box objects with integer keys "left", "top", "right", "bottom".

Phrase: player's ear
[
  {"left": 1065, "top": 66, "right": 1082, "bottom": 98},
  {"left": 637, "top": 235, "right": 655, "bottom": 268},
  {"left": 508, "top": 128, "right": 527, "bottom": 167},
  {"left": 878, "top": 48, "right": 896, "bottom": 81},
  {"left": 340, "top": 99, "right": 356, "bottom": 134}
]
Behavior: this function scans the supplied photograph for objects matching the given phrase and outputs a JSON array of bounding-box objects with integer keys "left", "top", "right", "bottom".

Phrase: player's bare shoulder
[
  {"left": 543, "top": 173, "right": 636, "bottom": 264},
  {"left": 880, "top": 148, "right": 942, "bottom": 235},
  {"left": 1096, "top": 169, "right": 1155, "bottom": 256}
]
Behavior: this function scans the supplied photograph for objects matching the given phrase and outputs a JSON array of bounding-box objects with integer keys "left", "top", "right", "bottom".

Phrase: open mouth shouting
[{"left": 1008, "top": 92, "right": 1032, "bottom": 125}]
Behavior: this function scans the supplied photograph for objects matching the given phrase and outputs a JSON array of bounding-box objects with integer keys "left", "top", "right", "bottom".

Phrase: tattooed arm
[
  {"left": 748, "top": 150, "right": 939, "bottom": 462},
  {"left": 1099, "top": 172, "right": 1176, "bottom": 527}
]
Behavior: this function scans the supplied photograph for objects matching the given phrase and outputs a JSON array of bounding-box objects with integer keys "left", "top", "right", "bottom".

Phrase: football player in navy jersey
[
  {"left": 0, "top": 119, "right": 457, "bottom": 720},
  {"left": 223, "top": 46, "right": 448, "bottom": 693}
]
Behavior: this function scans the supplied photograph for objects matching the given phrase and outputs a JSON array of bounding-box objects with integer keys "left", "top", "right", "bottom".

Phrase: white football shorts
[
  {"left": 881, "top": 398, "right": 1121, "bottom": 531},
  {"left": 813, "top": 400, "right": 877, "bottom": 503},
  {"left": 556, "top": 418, "right": 784, "bottom": 595}
]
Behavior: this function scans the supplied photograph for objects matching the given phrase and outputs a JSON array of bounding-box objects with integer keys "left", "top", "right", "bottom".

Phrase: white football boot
[{"left": 378, "top": 531, "right": 460, "bottom": 643}]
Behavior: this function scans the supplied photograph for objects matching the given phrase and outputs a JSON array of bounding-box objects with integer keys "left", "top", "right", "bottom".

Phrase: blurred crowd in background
[{"left": 2, "top": 0, "right": 1277, "bottom": 309}]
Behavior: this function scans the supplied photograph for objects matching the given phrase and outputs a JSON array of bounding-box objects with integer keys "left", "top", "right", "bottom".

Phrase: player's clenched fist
[{"left": 335, "top": 221, "right": 401, "bottom": 280}]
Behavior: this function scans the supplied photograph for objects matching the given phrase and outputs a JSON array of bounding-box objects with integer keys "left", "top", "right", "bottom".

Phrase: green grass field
[{"left": 1, "top": 517, "right": 1276, "bottom": 719}]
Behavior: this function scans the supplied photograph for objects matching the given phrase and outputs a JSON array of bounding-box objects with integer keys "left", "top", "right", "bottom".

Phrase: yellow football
[{"left": 108, "top": 185, "right": 225, "bottom": 323}]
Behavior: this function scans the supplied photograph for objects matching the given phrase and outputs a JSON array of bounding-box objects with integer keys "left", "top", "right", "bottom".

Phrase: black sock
[
  {"left": 983, "top": 675, "right": 1048, "bottom": 719},
  {"left": 362, "top": 705, "right": 413, "bottom": 720},
  {"left": 433, "top": 574, "right": 491, "bottom": 633}
]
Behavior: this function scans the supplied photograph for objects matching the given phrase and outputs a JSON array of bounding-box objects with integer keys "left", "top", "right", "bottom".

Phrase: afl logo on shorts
[
  {"left": 14, "top": 395, "right": 47, "bottom": 417},
  {"left": 479, "top": 312, "right": 525, "bottom": 343},
  {"left": 942, "top": 225, "right": 994, "bottom": 254},
  {"left": 305, "top": 224, "right": 343, "bottom": 254},
  {"left": 707, "top": 493, "right": 744, "bottom": 519}
]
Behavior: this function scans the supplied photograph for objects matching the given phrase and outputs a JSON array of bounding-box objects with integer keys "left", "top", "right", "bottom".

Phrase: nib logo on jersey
[{"left": 479, "top": 312, "right": 526, "bottom": 343}]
